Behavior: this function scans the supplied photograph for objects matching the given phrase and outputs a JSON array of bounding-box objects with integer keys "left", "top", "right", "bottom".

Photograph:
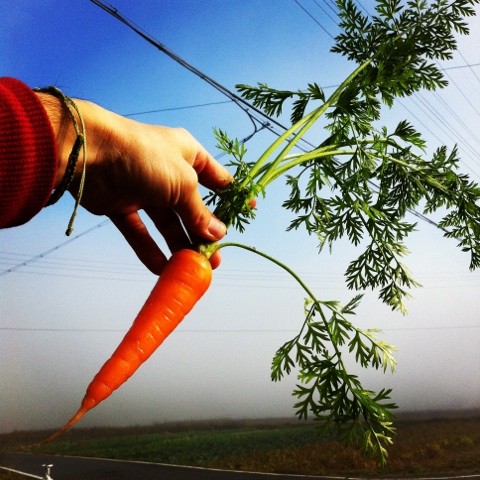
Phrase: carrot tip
[{"left": 31, "top": 406, "right": 88, "bottom": 448}]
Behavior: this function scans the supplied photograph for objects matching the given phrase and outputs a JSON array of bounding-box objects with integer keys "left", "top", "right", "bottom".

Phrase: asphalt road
[
  {"left": 0, "top": 452, "right": 334, "bottom": 480},
  {"left": 3, "top": 453, "right": 480, "bottom": 480}
]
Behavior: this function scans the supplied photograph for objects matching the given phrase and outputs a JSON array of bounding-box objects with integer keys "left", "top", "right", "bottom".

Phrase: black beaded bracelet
[{"left": 34, "top": 86, "right": 87, "bottom": 235}]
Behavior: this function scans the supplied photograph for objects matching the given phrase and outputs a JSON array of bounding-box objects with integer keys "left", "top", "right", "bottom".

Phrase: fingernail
[{"left": 207, "top": 216, "right": 227, "bottom": 239}]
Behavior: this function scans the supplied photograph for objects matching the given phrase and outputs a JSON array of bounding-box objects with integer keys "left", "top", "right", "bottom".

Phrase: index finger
[{"left": 192, "top": 147, "right": 233, "bottom": 191}]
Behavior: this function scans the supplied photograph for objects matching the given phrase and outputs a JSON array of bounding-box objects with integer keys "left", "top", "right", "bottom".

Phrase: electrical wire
[
  {"left": 305, "top": 0, "right": 480, "bottom": 166},
  {"left": 312, "top": 0, "right": 338, "bottom": 24},
  {"left": 440, "top": 61, "right": 480, "bottom": 119},
  {"left": 443, "top": 61, "right": 480, "bottom": 71},
  {"left": 122, "top": 100, "right": 233, "bottom": 118},
  {"left": 404, "top": 95, "right": 480, "bottom": 178},
  {"left": 3, "top": 1, "right": 477, "bottom": 277},
  {"left": 293, "top": 0, "right": 336, "bottom": 38},
  {"left": 355, "top": 0, "right": 371, "bottom": 15},
  {"left": 1, "top": 324, "right": 479, "bottom": 333},
  {"left": 0, "top": 220, "right": 110, "bottom": 277},
  {"left": 451, "top": 51, "right": 480, "bottom": 87},
  {"left": 88, "top": 0, "right": 315, "bottom": 154},
  {"left": 3, "top": 250, "right": 480, "bottom": 290},
  {"left": 294, "top": 1, "right": 480, "bottom": 185},
  {"left": 87, "top": 0, "right": 461, "bottom": 234},
  {"left": 319, "top": 0, "right": 338, "bottom": 16},
  {"left": 431, "top": 91, "right": 480, "bottom": 150},
  {"left": 68, "top": 1, "right": 480, "bottom": 183}
]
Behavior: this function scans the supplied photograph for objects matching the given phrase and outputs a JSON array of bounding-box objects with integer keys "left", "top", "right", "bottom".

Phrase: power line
[
  {"left": 303, "top": 0, "right": 480, "bottom": 173},
  {"left": 312, "top": 0, "right": 338, "bottom": 23},
  {"left": 355, "top": 0, "right": 371, "bottom": 15},
  {"left": 123, "top": 100, "right": 233, "bottom": 118},
  {"left": 405, "top": 95, "right": 480, "bottom": 178},
  {"left": 442, "top": 61, "right": 480, "bottom": 71},
  {"left": 293, "top": 0, "right": 336, "bottom": 38},
  {"left": 3, "top": 250, "right": 480, "bottom": 291},
  {"left": 449, "top": 52, "right": 480, "bottom": 81},
  {"left": 319, "top": 0, "right": 338, "bottom": 17},
  {"left": 0, "top": 327, "right": 298, "bottom": 333},
  {"left": 5, "top": 251, "right": 480, "bottom": 280},
  {"left": 296, "top": 0, "right": 480, "bottom": 179},
  {"left": 88, "top": 0, "right": 311, "bottom": 151},
  {"left": 4, "top": 1, "right": 475, "bottom": 279},
  {"left": 283, "top": 3, "right": 470, "bottom": 229},
  {"left": 1, "top": 324, "right": 479, "bottom": 333},
  {"left": 431, "top": 91, "right": 480, "bottom": 149},
  {"left": 440, "top": 61, "right": 480, "bottom": 119},
  {"left": 0, "top": 220, "right": 110, "bottom": 277},
  {"left": 88, "top": 0, "right": 480, "bottom": 183}
]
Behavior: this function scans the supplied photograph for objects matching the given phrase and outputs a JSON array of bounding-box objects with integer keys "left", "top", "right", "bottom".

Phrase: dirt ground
[{"left": 201, "top": 413, "right": 480, "bottom": 477}]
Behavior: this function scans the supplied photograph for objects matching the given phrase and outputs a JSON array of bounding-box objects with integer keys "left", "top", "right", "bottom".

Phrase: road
[
  {"left": 2, "top": 453, "right": 480, "bottom": 480},
  {"left": 0, "top": 452, "right": 336, "bottom": 480}
]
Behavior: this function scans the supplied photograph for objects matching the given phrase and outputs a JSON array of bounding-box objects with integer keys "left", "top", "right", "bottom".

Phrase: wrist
[
  {"left": 35, "top": 87, "right": 92, "bottom": 234},
  {"left": 35, "top": 91, "right": 76, "bottom": 188},
  {"left": 36, "top": 91, "right": 109, "bottom": 184}
]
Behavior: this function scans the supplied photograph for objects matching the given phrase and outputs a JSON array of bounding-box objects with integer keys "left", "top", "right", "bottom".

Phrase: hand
[{"left": 39, "top": 94, "right": 232, "bottom": 273}]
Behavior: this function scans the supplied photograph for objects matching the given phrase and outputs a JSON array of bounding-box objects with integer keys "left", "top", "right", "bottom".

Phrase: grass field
[{"left": 1, "top": 412, "right": 479, "bottom": 478}]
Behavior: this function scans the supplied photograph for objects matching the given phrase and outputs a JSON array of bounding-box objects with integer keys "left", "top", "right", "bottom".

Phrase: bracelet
[{"left": 34, "top": 86, "right": 87, "bottom": 235}]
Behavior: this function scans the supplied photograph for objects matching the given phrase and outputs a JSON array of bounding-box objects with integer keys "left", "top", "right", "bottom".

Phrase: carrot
[{"left": 40, "top": 248, "right": 212, "bottom": 444}]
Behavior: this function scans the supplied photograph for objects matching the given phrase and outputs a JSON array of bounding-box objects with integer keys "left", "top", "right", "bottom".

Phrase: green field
[{"left": 1, "top": 414, "right": 479, "bottom": 477}]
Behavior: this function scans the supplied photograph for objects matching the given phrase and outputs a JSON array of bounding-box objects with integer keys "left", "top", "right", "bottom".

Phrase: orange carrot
[{"left": 41, "top": 249, "right": 212, "bottom": 444}]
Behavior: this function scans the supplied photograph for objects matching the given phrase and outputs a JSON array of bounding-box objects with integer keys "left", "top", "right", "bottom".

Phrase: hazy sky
[{"left": 1, "top": 1, "right": 480, "bottom": 434}]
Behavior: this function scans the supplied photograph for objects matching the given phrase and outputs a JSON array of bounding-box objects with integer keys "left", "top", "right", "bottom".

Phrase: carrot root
[{"left": 27, "top": 249, "right": 212, "bottom": 448}]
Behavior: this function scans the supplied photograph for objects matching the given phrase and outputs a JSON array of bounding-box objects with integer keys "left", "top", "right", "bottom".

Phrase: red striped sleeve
[{"left": 0, "top": 77, "right": 57, "bottom": 227}]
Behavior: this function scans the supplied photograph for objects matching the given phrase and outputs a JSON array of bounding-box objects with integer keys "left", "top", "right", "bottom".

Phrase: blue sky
[{"left": 1, "top": 1, "right": 480, "bottom": 433}]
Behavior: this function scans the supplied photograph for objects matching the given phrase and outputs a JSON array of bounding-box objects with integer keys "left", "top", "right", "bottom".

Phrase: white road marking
[{"left": 0, "top": 465, "right": 42, "bottom": 479}]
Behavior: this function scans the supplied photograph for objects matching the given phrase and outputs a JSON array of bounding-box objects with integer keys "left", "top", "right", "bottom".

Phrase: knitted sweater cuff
[{"left": 0, "top": 77, "right": 57, "bottom": 227}]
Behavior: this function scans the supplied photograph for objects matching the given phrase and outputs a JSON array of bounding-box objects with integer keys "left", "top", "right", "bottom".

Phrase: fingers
[
  {"left": 110, "top": 211, "right": 167, "bottom": 275},
  {"left": 183, "top": 134, "right": 233, "bottom": 190},
  {"left": 146, "top": 204, "right": 225, "bottom": 268},
  {"left": 174, "top": 189, "right": 227, "bottom": 243},
  {"left": 172, "top": 139, "right": 231, "bottom": 242},
  {"left": 195, "top": 150, "right": 233, "bottom": 191},
  {"left": 144, "top": 206, "right": 191, "bottom": 252},
  {"left": 208, "top": 250, "right": 222, "bottom": 270},
  {"left": 111, "top": 208, "right": 224, "bottom": 274}
]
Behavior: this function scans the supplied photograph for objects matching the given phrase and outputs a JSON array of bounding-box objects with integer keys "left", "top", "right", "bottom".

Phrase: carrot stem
[{"left": 217, "top": 242, "right": 316, "bottom": 301}]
